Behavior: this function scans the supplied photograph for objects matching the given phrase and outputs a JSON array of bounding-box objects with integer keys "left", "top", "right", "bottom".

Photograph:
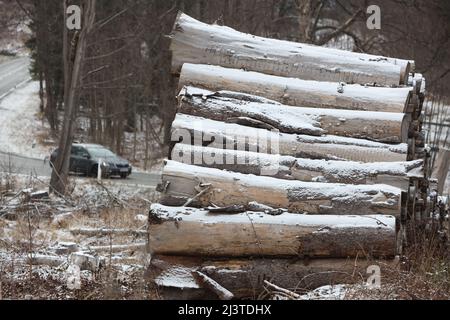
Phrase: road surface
[
  {"left": 0, "top": 151, "right": 160, "bottom": 187},
  {"left": 0, "top": 57, "right": 160, "bottom": 188},
  {"left": 0, "top": 56, "right": 31, "bottom": 99}
]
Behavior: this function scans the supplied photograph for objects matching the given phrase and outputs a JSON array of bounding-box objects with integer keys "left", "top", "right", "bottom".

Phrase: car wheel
[
  {"left": 120, "top": 173, "right": 127, "bottom": 179},
  {"left": 91, "top": 165, "right": 98, "bottom": 178}
]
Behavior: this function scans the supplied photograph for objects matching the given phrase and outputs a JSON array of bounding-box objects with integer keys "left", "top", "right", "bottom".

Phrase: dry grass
[
  {"left": 0, "top": 172, "right": 159, "bottom": 300},
  {"left": 345, "top": 226, "right": 449, "bottom": 300}
]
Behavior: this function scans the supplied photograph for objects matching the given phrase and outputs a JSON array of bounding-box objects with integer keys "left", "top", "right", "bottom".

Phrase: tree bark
[
  {"left": 170, "top": 13, "right": 410, "bottom": 85},
  {"left": 178, "top": 64, "right": 413, "bottom": 113},
  {"left": 159, "top": 160, "right": 401, "bottom": 216},
  {"left": 149, "top": 204, "right": 397, "bottom": 258},
  {"left": 50, "top": 0, "right": 96, "bottom": 195},
  {"left": 178, "top": 87, "right": 411, "bottom": 143}
]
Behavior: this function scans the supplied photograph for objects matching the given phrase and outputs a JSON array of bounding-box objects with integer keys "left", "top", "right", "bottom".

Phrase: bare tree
[{"left": 50, "top": 0, "right": 96, "bottom": 195}]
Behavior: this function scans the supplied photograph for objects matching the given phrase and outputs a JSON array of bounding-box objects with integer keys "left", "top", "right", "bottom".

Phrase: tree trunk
[
  {"left": 171, "top": 144, "right": 422, "bottom": 189},
  {"left": 178, "top": 64, "right": 412, "bottom": 113},
  {"left": 178, "top": 87, "right": 411, "bottom": 143},
  {"left": 432, "top": 148, "right": 450, "bottom": 195},
  {"left": 159, "top": 160, "right": 401, "bottom": 216},
  {"left": 50, "top": 0, "right": 96, "bottom": 195},
  {"left": 172, "top": 114, "right": 409, "bottom": 162},
  {"left": 149, "top": 204, "right": 397, "bottom": 258},
  {"left": 170, "top": 13, "right": 410, "bottom": 85}
]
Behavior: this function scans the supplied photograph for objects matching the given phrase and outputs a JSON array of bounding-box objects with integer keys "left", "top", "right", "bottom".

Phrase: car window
[
  {"left": 72, "top": 146, "right": 89, "bottom": 157},
  {"left": 87, "top": 148, "right": 116, "bottom": 158}
]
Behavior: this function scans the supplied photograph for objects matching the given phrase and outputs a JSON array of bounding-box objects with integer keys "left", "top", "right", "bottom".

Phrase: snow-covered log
[
  {"left": 149, "top": 204, "right": 396, "bottom": 258},
  {"left": 28, "top": 254, "right": 66, "bottom": 267},
  {"left": 159, "top": 161, "right": 401, "bottom": 216},
  {"left": 171, "top": 144, "right": 423, "bottom": 189},
  {"left": 170, "top": 13, "right": 410, "bottom": 86},
  {"left": 179, "top": 87, "right": 411, "bottom": 143},
  {"left": 70, "top": 228, "right": 148, "bottom": 237},
  {"left": 88, "top": 243, "right": 147, "bottom": 253},
  {"left": 172, "top": 114, "right": 408, "bottom": 163},
  {"left": 151, "top": 255, "right": 399, "bottom": 299},
  {"left": 178, "top": 64, "right": 413, "bottom": 113}
]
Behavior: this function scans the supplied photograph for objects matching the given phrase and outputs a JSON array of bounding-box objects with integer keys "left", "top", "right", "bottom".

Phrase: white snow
[
  {"left": 154, "top": 266, "right": 200, "bottom": 289},
  {"left": 0, "top": 81, "right": 53, "bottom": 159},
  {"left": 299, "top": 284, "right": 349, "bottom": 300}
]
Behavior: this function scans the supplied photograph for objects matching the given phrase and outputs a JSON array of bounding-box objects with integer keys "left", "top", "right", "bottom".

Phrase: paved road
[
  {"left": 0, "top": 56, "right": 31, "bottom": 99},
  {"left": 0, "top": 151, "right": 160, "bottom": 187},
  {"left": 0, "top": 57, "right": 160, "bottom": 187}
]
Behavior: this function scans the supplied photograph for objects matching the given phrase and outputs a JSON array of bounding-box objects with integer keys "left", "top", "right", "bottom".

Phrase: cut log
[
  {"left": 51, "top": 242, "right": 79, "bottom": 254},
  {"left": 159, "top": 160, "right": 401, "bottom": 216},
  {"left": 69, "top": 252, "right": 105, "bottom": 272},
  {"left": 28, "top": 254, "right": 66, "bottom": 267},
  {"left": 148, "top": 204, "right": 397, "bottom": 258},
  {"left": 193, "top": 271, "right": 234, "bottom": 300},
  {"left": 171, "top": 144, "right": 423, "bottom": 189},
  {"left": 178, "top": 64, "right": 412, "bottom": 113},
  {"left": 179, "top": 86, "right": 411, "bottom": 143},
  {"left": 150, "top": 255, "right": 399, "bottom": 299},
  {"left": 88, "top": 243, "right": 147, "bottom": 253},
  {"left": 171, "top": 13, "right": 410, "bottom": 86},
  {"left": 263, "top": 280, "right": 301, "bottom": 299},
  {"left": 70, "top": 228, "right": 148, "bottom": 237},
  {"left": 172, "top": 114, "right": 408, "bottom": 163}
]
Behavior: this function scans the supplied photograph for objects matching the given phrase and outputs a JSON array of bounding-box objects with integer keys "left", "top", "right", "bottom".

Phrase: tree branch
[{"left": 315, "top": 8, "right": 363, "bottom": 46}]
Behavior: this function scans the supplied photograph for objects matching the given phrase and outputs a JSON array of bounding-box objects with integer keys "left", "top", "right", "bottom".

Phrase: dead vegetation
[
  {"left": 260, "top": 225, "right": 450, "bottom": 300},
  {"left": 0, "top": 170, "right": 158, "bottom": 300}
]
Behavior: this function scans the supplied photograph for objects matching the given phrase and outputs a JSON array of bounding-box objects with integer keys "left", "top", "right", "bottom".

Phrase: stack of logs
[{"left": 148, "top": 13, "right": 443, "bottom": 299}]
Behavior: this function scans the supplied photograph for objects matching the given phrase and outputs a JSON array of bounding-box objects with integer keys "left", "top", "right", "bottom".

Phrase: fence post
[{"left": 97, "top": 158, "right": 102, "bottom": 182}]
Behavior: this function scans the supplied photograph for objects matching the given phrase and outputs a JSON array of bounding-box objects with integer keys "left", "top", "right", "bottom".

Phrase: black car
[{"left": 50, "top": 144, "right": 132, "bottom": 179}]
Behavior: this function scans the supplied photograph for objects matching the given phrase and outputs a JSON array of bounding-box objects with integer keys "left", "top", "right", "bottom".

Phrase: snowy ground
[{"left": 0, "top": 81, "right": 55, "bottom": 160}]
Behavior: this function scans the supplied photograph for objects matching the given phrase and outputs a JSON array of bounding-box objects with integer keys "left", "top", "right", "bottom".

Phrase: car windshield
[{"left": 87, "top": 147, "right": 116, "bottom": 158}]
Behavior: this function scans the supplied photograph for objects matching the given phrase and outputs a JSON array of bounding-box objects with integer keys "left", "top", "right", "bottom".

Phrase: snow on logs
[
  {"left": 178, "top": 64, "right": 413, "bottom": 113},
  {"left": 159, "top": 160, "right": 401, "bottom": 216},
  {"left": 178, "top": 87, "right": 411, "bottom": 143},
  {"left": 171, "top": 144, "right": 423, "bottom": 189},
  {"left": 148, "top": 204, "right": 397, "bottom": 258},
  {"left": 172, "top": 114, "right": 408, "bottom": 163},
  {"left": 170, "top": 13, "right": 411, "bottom": 86}
]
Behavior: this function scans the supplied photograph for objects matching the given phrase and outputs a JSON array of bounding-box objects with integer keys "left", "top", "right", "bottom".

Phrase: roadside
[{"left": 0, "top": 80, "right": 52, "bottom": 160}]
